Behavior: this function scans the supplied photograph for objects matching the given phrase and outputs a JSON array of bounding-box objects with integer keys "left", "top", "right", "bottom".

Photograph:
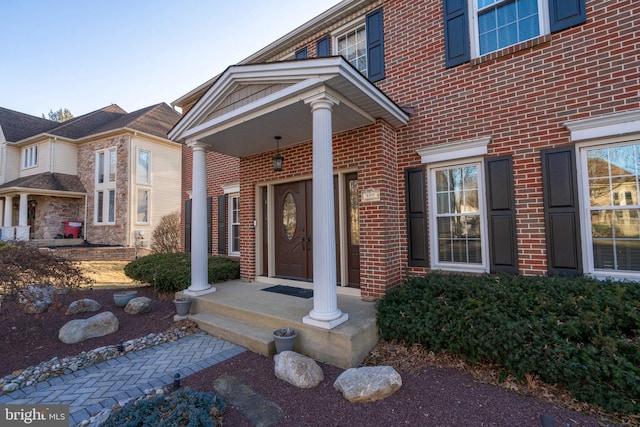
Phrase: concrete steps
[{"left": 176, "top": 281, "right": 379, "bottom": 369}]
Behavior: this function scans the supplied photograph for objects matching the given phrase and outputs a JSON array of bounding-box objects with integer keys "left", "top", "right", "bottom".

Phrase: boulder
[
  {"left": 18, "top": 283, "right": 53, "bottom": 314},
  {"left": 66, "top": 298, "right": 102, "bottom": 315},
  {"left": 58, "top": 311, "right": 119, "bottom": 344},
  {"left": 124, "top": 297, "right": 152, "bottom": 315},
  {"left": 333, "top": 366, "right": 402, "bottom": 403},
  {"left": 274, "top": 351, "right": 324, "bottom": 388}
]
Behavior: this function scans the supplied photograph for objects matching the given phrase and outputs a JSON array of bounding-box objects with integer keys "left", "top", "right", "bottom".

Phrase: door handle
[
  {"left": 301, "top": 235, "right": 306, "bottom": 251},
  {"left": 306, "top": 236, "right": 311, "bottom": 251}
]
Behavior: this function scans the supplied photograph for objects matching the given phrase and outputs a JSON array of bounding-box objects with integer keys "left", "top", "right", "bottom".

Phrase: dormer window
[{"left": 22, "top": 145, "right": 38, "bottom": 168}]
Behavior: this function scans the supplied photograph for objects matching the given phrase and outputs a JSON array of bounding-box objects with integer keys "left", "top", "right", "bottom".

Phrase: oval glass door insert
[{"left": 282, "top": 192, "right": 297, "bottom": 240}]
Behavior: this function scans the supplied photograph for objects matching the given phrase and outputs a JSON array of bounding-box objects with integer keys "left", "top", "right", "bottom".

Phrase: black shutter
[
  {"left": 444, "top": 0, "right": 470, "bottom": 67},
  {"left": 485, "top": 156, "right": 519, "bottom": 274},
  {"left": 217, "top": 195, "right": 226, "bottom": 255},
  {"left": 549, "top": 0, "right": 586, "bottom": 33},
  {"left": 317, "top": 35, "right": 330, "bottom": 57},
  {"left": 184, "top": 199, "right": 192, "bottom": 253},
  {"left": 366, "top": 8, "right": 385, "bottom": 82},
  {"left": 541, "top": 146, "right": 583, "bottom": 276},
  {"left": 295, "top": 47, "right": 308, "bottom": 59},
  {"left": 405, "top": 167, "right": 429, "bottom": 267},
  {"left": 207, "top": 196, "right": 213, "bottom": 254}
]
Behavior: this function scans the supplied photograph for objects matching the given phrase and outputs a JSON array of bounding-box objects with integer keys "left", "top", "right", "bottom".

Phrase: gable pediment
[{"left": 204, "top": 82, "right": 295, "bottom": 123}]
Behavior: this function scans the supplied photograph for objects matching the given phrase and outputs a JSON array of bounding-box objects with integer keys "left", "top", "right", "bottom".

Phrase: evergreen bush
[
  {"left": 376, "top": 273, "right": 640, "bottom": 414},
  {"left": 124, "top": 253, "right": 239, "bottom": 292}
]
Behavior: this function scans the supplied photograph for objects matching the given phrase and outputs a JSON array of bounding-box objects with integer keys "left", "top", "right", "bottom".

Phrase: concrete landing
[{"left": 177, "top": 281, "right": 379, "bottom": 369}]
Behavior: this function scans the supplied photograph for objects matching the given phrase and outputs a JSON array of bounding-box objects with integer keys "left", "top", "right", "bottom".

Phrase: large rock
[
  {"left": 18, "top": 283, "right": 53, "bottom": 314},
  {"left": 274, "top": 351, "right": 324, "bottom": 388},
  {"left": 66, "top": 298, "right": 102, "bottom": 315},
  {"left": 124, "top": 297, "right": 152, "bottom": 315},
  {"left": 333, "top": 366, "right": 402, "bottom": 403},
  {"left": 58, "top": 311, "right": 119, "bottom": 344}
]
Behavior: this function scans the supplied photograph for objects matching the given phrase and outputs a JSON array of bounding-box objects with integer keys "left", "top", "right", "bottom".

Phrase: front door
[{"left": 274, "top": 180, "right": 313, "bottom": 280}]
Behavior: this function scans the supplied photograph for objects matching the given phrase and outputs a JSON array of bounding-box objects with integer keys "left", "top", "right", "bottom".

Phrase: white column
[
  {"left": 18, "top": 193, "right": 28, "bottom": 226},
  {"left": 184, "top": 143, "right": 215, "bottom": 295},
  {"left": 303, "top": 92, "right": 348, "bottom": 329},
  {"left": 3, "top": 195, "right": 13, "bottom": 227},
  {"left": 16, "top": 193, "right": 30, "bottom": 241}
]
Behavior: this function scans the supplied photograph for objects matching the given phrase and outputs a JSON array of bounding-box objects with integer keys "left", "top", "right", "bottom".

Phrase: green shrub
[
  {"left": 376, "top": 273, "right": 640, "bottom": 414},
  {"left": 124, "top": 253, "right": 240, "bottom": 292},
  {"left": 100, "top": 388, "right": 226, "bottom": 426}
]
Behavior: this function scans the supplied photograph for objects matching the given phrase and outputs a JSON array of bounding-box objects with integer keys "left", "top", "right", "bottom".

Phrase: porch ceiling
[{"left": 169, "top": 57, "right": 409, "bottom": 158}]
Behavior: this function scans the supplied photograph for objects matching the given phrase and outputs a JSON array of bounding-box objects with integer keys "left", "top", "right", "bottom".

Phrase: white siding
[
  {"left": 129, "top": 136, "right": 182, "bottom": 249},
  {"left": 51, "top": 140, "right": 78, "bottom": 174},
  {"left": 5, "top": 144, "right": 20, "bottom": 182},
  {"left": 19, "top": 140, "right": 51, "bottom": 177}
]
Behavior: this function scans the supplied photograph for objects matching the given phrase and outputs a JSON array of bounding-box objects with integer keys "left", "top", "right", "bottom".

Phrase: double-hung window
[
  {"left": 582, "top": 142, "right": 640, "bottom": 274},
  {"left": 333, "top": 8, "right": 385, "bottom": 82},
  {"left": 22, "top": 145, "right": 38, "bottom": 169},
  {"left": 429, "top": 161, "right": 488, "bottom": 272},
  {"left": 472, "top": 0, "right": 546, "bottom": 56},
  {"left": 444, "top": 0, "right": 586, "bottom": 67},
  {"left": 95, "top": 148, "right": 117, "bottom": 224}
]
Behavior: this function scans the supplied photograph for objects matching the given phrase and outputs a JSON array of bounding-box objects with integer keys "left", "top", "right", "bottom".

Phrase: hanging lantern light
[{"left": 272, "top": 136, "right": 284, "bottom": 172}]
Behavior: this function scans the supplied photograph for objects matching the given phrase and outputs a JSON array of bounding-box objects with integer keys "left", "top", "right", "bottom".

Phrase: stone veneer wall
[
  {"left": 77, "top": 135, "right": 130, "bottom": 246},
  {"left": 34, "top": 196, "right": 85, "bottom": 239}
]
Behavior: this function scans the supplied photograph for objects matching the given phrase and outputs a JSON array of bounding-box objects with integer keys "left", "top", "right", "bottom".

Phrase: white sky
[{"left": 1, "top": 1, "right": 342, "bottom": 118}]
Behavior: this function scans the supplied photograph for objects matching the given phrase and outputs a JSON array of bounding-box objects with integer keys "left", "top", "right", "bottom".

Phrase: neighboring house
[
  {"left": 0, "top": 103, "right": 182, "bottom": 250},
  {"left": 169, "top": 0, "right": 639, "bottom": 329}
]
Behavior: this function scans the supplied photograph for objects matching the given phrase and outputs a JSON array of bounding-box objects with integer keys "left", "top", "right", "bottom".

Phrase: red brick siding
[
  {"left": 180, "top": 145, "right": 240, "bottom": 253},
  {"left": 179, "top": 0, "right": 639, "bottom": 297}
]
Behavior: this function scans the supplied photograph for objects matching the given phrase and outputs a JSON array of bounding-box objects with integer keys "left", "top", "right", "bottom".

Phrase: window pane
[
  {"left": 137, "top": 150, "right": 150, "bottom": 184},
  {"left": 434, "top": 164, "right": 483, "bottom": 266},
  {"left": 97, "top": 191, "right": 104, "bottom": 222},
  {"left": 108, "top": 190, "right": 115, "bottom": 222},
  {"left": 137, "top": 189, "right": 149, "bottom": 223},
  {"left": 232, "top": 225, "right": 240, "bottom": 253},
  {"left": 478, "top": 0, "right": 539, "bottom": 55},
  {"left": 109, "top": 150, "right": 116, "bottom": 182},
  {"left": 336, "top": 25, "right": 367, "bottom": 76},
  {"left": 587, "top": 144, "right": 640, "bottom": 272},
  {"left": 97, "top": 152, "right": 105, "bottom": 183}
]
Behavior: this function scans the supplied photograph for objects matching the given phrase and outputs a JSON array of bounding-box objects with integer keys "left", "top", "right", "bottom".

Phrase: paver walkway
[{"left": 0, "top": 332, "right": 245, "bottom": 425}]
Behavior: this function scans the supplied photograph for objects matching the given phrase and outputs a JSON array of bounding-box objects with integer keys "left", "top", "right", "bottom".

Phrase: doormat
[{"left": 262, "top": 285, "right": 313, "bottom": 299}]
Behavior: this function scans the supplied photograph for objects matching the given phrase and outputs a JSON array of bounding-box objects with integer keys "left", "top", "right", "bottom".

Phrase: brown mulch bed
[{"left": 0, "top": 287, "right": 627, "bottom": 426}]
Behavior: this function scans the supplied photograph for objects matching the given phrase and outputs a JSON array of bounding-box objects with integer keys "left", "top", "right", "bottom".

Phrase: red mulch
[{"left": 0, "top": 287, "right": 626, "bottom": 426}]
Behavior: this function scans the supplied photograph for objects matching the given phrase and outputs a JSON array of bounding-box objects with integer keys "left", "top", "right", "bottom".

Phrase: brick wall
[
  {"left": 178, "top": 0, "right": 639, "bottom": 297},
  {"left": 375, "top": 0, "right": 639, "bottom": 277},
  {"left": 180, "top": 146, "right": 240, "bottom": 253}
]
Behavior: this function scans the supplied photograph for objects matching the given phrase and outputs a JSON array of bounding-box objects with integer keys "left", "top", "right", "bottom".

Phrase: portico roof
[{"left": 168, "top": 57, "right": 409, "bottom": 158}]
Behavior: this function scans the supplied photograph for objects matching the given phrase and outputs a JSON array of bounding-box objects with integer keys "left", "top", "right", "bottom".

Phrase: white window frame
[
  {"left": 418, "top": 137, "right": 491, "bottom": 273},
  {"left": 95, "top": 147, "right": 117, "bottom": 224},
  {"left": 136, "top": 148, "right": 151, "bottom": 185},
  {"left": 22, "top": 145, "right": 38, "bottom": 169},
  {"left": 332, "top": 16, "right": 367, "bottom": 76},
  {"left": 95, "top": 189, "right": 116, "bottom": 225},
  {"left": 576, "top": 135, "right": 640, "bottom": 281},
  {"left": 427, "top": 158, "right": 489, "bottom": 273},
  {"left": 96, "top": 147, "right": 117, "bottom": 185},
  {"left": 228, "top": 193, "right": 240, "bottom": 256},
  {"left": 136, "top": 188, "right": 150, "bottom": 224},
  {"left": 468, "top": 0, "right": 550, "bottom": 58}
]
